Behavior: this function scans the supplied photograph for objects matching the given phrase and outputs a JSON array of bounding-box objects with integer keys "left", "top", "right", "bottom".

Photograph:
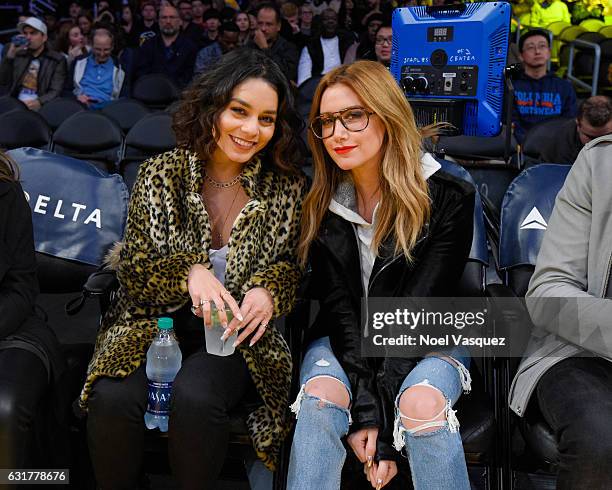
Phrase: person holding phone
[
  {"left": 0, "top": 17, "right": 66, "bottom": 110},
  {"left": 80, "top": 49, "right": 306, "bottom": 489}
]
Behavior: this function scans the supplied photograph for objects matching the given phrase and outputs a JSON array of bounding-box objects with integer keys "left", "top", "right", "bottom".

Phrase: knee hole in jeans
[
  {"left": 304, "top": 376, "right": 350, "bottom": 409},
  {"left": 399, "top": 384, "right": 447, "bottom": 434}
]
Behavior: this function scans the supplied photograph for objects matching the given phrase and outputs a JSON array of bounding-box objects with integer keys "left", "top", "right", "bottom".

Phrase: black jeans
[
  {"left": 0, "top": 348, "right": 48, "bottom": 472},
  {"left": 87, "top": 311, "right": 258, "bottom": 490},
  {"left": 536, "top": 356, "right": 612, "bottom": 490}
]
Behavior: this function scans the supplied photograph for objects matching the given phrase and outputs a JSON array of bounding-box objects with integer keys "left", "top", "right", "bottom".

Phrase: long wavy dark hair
[
  {"left": 173, "top": 48, "right": 303, "bottom": 174},
  {"left": 0, "top": 151, "right": 18, "bottom": 182}
]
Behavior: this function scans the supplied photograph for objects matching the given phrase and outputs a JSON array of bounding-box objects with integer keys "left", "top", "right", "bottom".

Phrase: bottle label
[{"left": 146, "top": 380, "right": 173, "bottom": 415}]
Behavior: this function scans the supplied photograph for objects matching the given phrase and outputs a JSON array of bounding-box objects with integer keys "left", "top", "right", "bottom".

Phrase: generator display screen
[{"left": 428, "top": 26, "right": 453, "bottom": 42}]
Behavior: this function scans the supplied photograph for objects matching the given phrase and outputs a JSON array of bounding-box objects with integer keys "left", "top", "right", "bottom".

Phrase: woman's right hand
[{"left": 187, "top": 264, "right": 243, "bottom": 329}]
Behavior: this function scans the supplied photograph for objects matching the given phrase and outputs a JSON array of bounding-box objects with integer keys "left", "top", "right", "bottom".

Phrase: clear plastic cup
[{"left": 204, "top": 306, "right": 237, "bottom": 356}]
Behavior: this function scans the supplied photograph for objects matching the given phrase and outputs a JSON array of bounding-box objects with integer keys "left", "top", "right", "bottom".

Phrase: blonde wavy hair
[{"left": 298, "top": 61, "right": 439, "bottom": 267}]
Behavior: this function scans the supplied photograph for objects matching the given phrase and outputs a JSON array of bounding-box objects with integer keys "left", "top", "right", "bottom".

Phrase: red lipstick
[{"left": 334, "top": 145, "right": 357, "bottom": 154}]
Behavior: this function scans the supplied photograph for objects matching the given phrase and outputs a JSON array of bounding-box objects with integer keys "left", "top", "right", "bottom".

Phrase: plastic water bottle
[{"left": 144, "top": 317, "right": 182, "bottom": 432}]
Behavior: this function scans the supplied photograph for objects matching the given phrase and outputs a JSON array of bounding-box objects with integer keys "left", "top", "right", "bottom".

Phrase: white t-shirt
[
  {"left": 209, "top": 244, "right": 229, "bottom": 286},
  {"left": 297, "top": 36, "right": 342, "bottom": 86}
]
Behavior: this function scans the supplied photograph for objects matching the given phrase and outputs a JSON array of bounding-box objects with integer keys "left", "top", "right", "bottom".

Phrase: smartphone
[{"left": 11, "top": 34, "right": 28, "bottom": 47}]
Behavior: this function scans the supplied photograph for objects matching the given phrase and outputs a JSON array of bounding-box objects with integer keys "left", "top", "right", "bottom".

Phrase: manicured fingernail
[
  {"left": 220, "top": 330, "right": 230, "bottom": 341},
  {"left": 367, "top": 455, "right": 373, "bottom": 468},
  {"left": 232, "top": 340, "right": 240, "bottom": 348},
  {"left": 222, "top": 322, "right": 228, "bottom": 329},
  {"left": 376, "top": 480, "right": 382, "bottom": 490},
  {"left": 238, "top": 314, "right": 244, "bottom": 322}
]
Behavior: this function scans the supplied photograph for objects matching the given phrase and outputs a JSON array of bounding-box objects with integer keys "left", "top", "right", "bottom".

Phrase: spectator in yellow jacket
[{"left": 530, "top": 0, "right": 571, "bottom": 27}]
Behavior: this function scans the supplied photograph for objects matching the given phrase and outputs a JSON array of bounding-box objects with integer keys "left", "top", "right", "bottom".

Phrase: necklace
[
  {"left": 202, "top": 184, "right": 241, "bottom": 247},
  {"left": 204, "top": 170, "right": 242, "bottom": 188}
]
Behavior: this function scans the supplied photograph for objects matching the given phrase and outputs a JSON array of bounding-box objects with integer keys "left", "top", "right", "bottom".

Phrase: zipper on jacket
[
  {"left": 602, "top": 249, "right": 612, "bottom": 298},
  {"left": 351, "top": 223, "right": 371, "bottom": 338}
]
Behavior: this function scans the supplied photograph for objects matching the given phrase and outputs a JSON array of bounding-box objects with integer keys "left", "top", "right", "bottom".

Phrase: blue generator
[{"left": 391, "top": 2, "right": 511, "bottom": 136}]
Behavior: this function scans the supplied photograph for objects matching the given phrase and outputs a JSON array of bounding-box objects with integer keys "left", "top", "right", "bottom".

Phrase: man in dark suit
[{"left": 134, "top": 4, "right": 199, "bottom": 88}]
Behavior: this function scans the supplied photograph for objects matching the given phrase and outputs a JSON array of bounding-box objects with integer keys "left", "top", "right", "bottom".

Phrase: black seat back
[
  {"left": 0, "top": 95, "right": 26, "bottom": 115},
  {"left": 53, "top": 112, "right": 124, "bottom": 172},
  {"left": 101, "top": 98, "right": 151, "bottom": 132},
  {"left": 522, "top": 118, "right": 574, "bottom": 162},
  {"left": 38, "top": 97, "right": 86, "bottom": 131},
  {"left": 121, "top": 112, "right": 177, "bottom": 190},
  {"left": 132, "top": 74, "right": 180, "bottom": 109},
  {"left": 0, "top": 110, "right": 51, "bottom": 150}
]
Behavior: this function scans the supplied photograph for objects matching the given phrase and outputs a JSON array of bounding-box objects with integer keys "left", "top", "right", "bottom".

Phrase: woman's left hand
[
  {"left": 232, "top": 287, "right": 274, "bottom": 347},
  {"left": 367, "top": 460, "right": 397, "bottom": 489}
]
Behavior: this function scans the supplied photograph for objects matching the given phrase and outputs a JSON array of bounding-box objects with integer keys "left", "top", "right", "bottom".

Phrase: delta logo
[{"left": 520, "top": 207, "right": 548, "bottom": 230}]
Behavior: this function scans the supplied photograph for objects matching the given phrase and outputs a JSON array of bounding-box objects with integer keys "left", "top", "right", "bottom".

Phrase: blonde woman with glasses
[{"left": 287, "top": 61, "right": 474, "bottom": 490}]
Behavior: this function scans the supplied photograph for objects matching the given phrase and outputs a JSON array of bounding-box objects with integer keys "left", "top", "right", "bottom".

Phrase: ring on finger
[
  {"left": 260, "top": 323, "right": 268, "bottom": 329},
  {"left": 200, "top": 299, "right": 210, "bottom": 306},
  {"left": 190, "top": 304, "right": 201, "bottom": 315}
]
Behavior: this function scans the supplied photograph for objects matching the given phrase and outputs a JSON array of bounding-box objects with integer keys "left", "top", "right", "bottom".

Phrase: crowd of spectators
[
  {"left": 0, "top": 0, "right": 609, "bottom": 158},
  {"left": 0, "top": 0, "right": 403, "bottom": 110}
]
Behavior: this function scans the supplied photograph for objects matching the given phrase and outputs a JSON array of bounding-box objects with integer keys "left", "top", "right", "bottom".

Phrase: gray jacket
[
  {"left": 509, "top": 134, "right": 612, "bottom": 417},
  {"left": 0, "top": 47, "right": 67, "bottom": 105}
]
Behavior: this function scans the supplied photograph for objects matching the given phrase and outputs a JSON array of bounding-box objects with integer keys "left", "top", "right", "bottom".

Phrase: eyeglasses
[
  {"left": 310, "top": 107, "right": 374, "bottom": 139},
  {"left": 523, "top": 43, "right": 548, "bottom": 52},
  {"left": 375, "top": 37, "right": 392, "bottom": 46}
]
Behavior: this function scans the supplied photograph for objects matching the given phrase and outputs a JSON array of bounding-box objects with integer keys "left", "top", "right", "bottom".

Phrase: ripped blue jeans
[{"left": 286, "top": 337, "right": 471, "bottom": 490}]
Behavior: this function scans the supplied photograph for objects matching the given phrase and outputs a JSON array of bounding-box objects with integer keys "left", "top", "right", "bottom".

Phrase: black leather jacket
[{"left": 304, "top": 170, "right": 475, "bottom": 461}]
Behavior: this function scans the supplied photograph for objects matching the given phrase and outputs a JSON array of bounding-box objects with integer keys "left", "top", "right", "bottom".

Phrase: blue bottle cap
[{"left": 158, "top": 317, "right": 173, "bottom": 330}]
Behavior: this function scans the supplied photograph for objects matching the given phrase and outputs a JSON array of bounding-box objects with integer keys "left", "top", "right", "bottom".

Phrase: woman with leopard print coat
[{"left": 79, "top": 49, "right": 307, "bottom": 489}]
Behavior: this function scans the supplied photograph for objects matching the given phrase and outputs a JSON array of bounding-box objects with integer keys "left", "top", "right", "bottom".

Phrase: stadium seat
[
  {"left": 437, "top": 126, "right": 516, "bottom": 162},
  {"left": 7, "top": 147, "right": 128, "bottom": 488},
  {"left": 488, "top": 164, "right": 572, "bottom": 489},
  {"left": 100, "top": 98, "right": 151, "bottom": 133},
  {"left": 121, "top": 112, "right": 176, "bottom": 190},
  {"left": 38, "top": 97, "right": 86, "bottom": 131},
  {"left": 579, "top": 18, "right": 605, "bottom": 32},
  {"left": 0, "top": 95, "right": 25, "bottom": 115},
  {"left": 545, "top": 21, "right": 571, "bottom": 37},
  {"left": 53, "top": 112, "right": 124, "bottom": 173},
  {"left": 131, "top": 74, "right": 180, "bottom": 110},
  {"left": 599, "top": 25, "right": 612, "bottom": 38},
  {"left": 521, "top": 117, "right": 573, "bottom": 164},
  {"left": 0, "top": 110, "right": 51, "bottom": 150},
  {"left": 558, "top": 25, "right": 586, "bottom": 43},
  {"left": 599, "top": 38, "right": 612, "bottom": 93}
]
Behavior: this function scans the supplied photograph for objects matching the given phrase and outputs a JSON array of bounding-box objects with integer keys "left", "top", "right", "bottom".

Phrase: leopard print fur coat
[{"left": 79, "top": 148, "right": 307, "bottom": 470}]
